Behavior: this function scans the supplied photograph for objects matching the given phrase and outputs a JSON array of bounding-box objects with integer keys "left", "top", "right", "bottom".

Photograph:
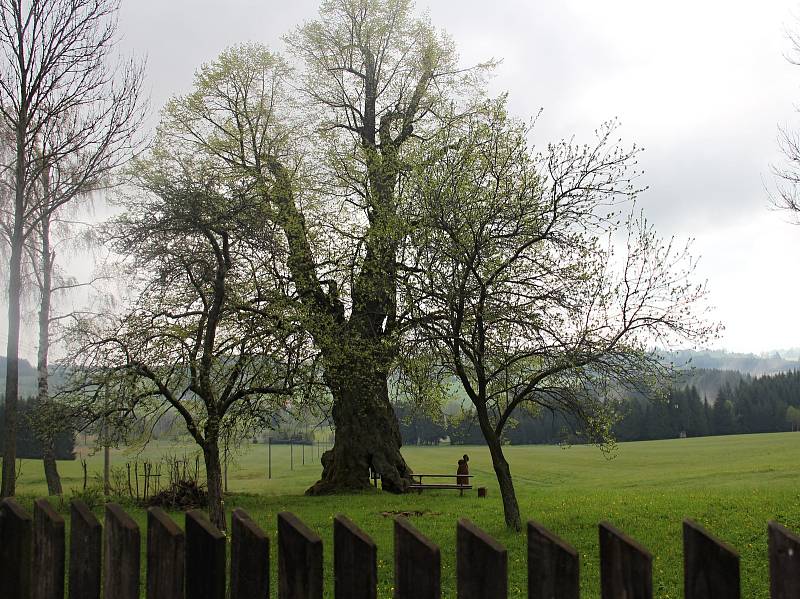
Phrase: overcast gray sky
[{"left": 6, "top": 0, "right": 800, "bottom": 359}]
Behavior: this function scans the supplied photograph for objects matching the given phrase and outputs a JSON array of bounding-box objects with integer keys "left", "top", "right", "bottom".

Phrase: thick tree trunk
[
  {"left": 306, "top": 364, "right": 412, "bottom": 495},
  {"left": 36, "top": 207, "right": 62, "bottom": 496},
  {"left": 268, "top": 95, "right": 413, "bottom": 496},
  {"left": 269, "top": 147, "right": 412, "bottom": 496},
  {"left": 203, "top": 440, "right": 226, "bottom": 532}
]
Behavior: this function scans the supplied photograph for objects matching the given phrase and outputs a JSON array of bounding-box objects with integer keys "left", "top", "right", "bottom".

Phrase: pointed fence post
[
  {"left": 104, "top": 503, "right": 140, "bottom": 599},
  {"left": 683, "top": 519, "right": 739, "bottom": 598},
  {"left": 185, "top": 509, "right": 226, "bottom": 599},
  {"left": 457, "top": 518, "right": 507, "bottom": 599},
  {"left": 599, "top": 522, "right": 652, "bottom": 599},
  {"left": 333, "top": 514, "right": 377, "bottom": 599},
  {"left": 147, "top": 507, "right": 185, "bottom": 599},
  {"left": 394, "top": 516, "right": 441, "bottom": 599},
  {"left": 278, "top": 512, "right": 323, "bottom": 599},
  {"left": 0, "top": 498, "right": 33, "bottom": 599},
  {"left": 527, "top": 520, "right": 579, "bottom": 599},
  {"left": 33, "top": 498, "right": 65, "bottom": 599},
  {"left": 231, "top": 508, "right": 270, "bottom": 599},
  {"left": 68, "top": 500, "right": 101, "bottom": 599},
  {"left": 769, "top": 521, "right": 800, "bottom": 598}
]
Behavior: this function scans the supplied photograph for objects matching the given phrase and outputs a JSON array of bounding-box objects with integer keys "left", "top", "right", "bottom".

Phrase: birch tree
[{"left": 0, "top": 0, "right": 145, "bottom": 496}]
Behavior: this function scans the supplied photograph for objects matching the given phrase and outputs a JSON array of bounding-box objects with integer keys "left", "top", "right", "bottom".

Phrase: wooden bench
[{"left": 408, "top": 473, "right": 473, "bottom": 496}]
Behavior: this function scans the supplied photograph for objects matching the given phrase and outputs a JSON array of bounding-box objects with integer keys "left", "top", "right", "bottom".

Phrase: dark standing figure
[{"left": 457, "top": 454, "right": 470, "bottom": 486}]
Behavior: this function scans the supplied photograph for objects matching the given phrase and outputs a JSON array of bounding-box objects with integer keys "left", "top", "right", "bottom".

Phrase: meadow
[{"left": 10, "top": 432, "right": 800, "bottom": 598}]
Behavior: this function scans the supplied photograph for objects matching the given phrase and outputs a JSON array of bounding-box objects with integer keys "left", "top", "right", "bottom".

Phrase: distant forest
[
  {"left": 0, "top": 357, "right": 52, "bottom": 398},
  {"left": 1, "top": 352, "right": 799, "bottom": 450},
  {"left": 0, "top": 397, "right": 76, "bottom": 460},
  {"left": 396, "top": 369, "right": 800, "bottom": 446},
  {"left": 611, "top": 371, "right": 800, "bottom": 441}
]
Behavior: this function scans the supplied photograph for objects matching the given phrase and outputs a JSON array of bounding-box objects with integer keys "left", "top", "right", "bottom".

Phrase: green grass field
[{"left": 9, "top": 432, "right": 800, "bottom": 598}]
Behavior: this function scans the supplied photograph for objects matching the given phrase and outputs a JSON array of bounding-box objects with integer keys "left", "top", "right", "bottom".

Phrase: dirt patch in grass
[{"left": 380, "top": 509, "right": 441, "bottom": 518}]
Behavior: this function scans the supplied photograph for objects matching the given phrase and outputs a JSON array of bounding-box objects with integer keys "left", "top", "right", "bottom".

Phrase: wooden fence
[{"left": 1, "top": 497, "right": 800, "bottom": 598}]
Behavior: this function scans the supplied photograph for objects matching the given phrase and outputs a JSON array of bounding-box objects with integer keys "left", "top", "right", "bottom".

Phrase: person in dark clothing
[{"left": 457, "top": 454, "right": 470, "bottom": 486}]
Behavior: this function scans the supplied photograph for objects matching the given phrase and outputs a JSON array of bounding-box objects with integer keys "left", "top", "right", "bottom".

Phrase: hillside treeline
[
  {"left": 664, "top": 350, "right": 800, "bottom": 376},
  {"left": 0, "top": 397, "right": 75, "bottom": 460},
  {"left": 396, "top": 370, "right": 800, "bottom": 445},
  {"left": 616, "top": 370, "right": 800, "bottom": 441}
]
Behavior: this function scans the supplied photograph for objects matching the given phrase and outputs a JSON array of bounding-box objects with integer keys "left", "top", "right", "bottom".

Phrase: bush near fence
[{"left": 1, "top": 497, "right": 800, "bottom": 598}]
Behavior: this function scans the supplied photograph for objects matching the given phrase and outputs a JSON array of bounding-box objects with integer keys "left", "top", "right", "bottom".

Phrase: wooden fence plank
[
  {"left": 0, "top": 498, "right": 33, "bottom": 599},
  {"left": 527, "top": 520, "right": 579, "bottom": 599},
  {"left": 104, "top": 503, "right": 140, "bottom": 599},
  {"left": 457, "top": 518, "right": 507, "bottom": 599},
  {"left": 278, "top": 511, "right": 323, "bottom": 599},
  {"left": 68, "top": 500, "right": 101, "bottom": 599},
  {"left": 683, "top": 519, "right": 740, "bottom": 599},
  {"left": 333, "top": 514, "right": 377, "bottom": 599},
  {"left": 394, "top": 516, "right": 441, "bottom": 599},
  {"left": 146, "top": 507, "right": 184, "bottom": 599},
  {"left": 599, "top": 521, "right": 652, "bottom": 599},
  {"left": 185, "top": 509, "right": 226, "bottom": 599},
  {"left": 769, "top": 521, "right": 800, "bottom": 598},
  {"left": 33, "top": 498, "right": 65, "bottom": 599},
  {"left": 231, "top": 508, "right": 270, "bottom": 599}
]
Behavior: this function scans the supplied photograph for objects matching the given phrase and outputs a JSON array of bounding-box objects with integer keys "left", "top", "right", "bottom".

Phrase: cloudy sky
[{"left": 6, "top": 0, "right": 800, "bottom": 359}]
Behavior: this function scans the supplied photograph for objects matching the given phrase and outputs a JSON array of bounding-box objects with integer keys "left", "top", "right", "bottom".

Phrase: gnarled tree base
[
  {"left": 306, "top": 376, "right": 413, "bottom": 496},
  {"left": 305, "top": 443, "right": 412, "bottom": 495}
]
